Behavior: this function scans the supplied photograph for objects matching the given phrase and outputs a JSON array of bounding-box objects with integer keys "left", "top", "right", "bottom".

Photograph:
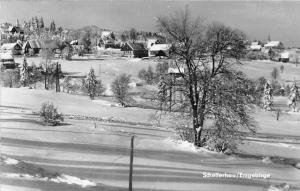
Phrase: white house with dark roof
[
  {"left": 149, "top": 44, "right": 171, "bottom": 57},
  {"left": 249, "top": 42, "right": 262, "bottom": 51},
  {"left": 121, "top": 42, "right": 148, "bottom": 58}
]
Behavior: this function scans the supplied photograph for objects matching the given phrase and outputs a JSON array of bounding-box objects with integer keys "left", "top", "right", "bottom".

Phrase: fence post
[{"left": 129, "top": 136, "right": 134, "bottom": 191}]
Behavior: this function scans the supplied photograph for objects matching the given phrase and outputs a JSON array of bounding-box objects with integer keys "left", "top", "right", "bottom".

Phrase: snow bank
[
  {"left": 262, "top": 156, "right": 272, "bottom": 164},
  {"left": 267, "top": 183, "right": 290, "bottom": 191},
  {"left": 163, "top": 138, "right": 217, "bottom": 154},
  {"left": 1, "top": 172, "right": 96, "bottom": 188},
  {"left": 2, "top": 173, "right": 36, "bottom": 180},
  {"left": 1, "top": 156, "right": 19, "bottom": 165},
  {"left": 4, "top": 157, "right": 19, "bottom": 165},
  {"left": 92, "top": 99, "right": 114, "bottom": 106},
  {"left": 128, "top": 58, "right": 142, "bottom": 62},
  {"left": 51, "top": 174, "right": 96, "bottom": 188},
  {"left": 284, "top": 111, "right": 300, "bottom": 115}
]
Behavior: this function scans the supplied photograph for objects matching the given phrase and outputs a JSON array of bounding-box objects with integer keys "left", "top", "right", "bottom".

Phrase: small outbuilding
[
  {"left": 279, "top": 52, "right": 289, "bottom": 63},
  {"left": 249, "top": 42, "right": 262, "bottom": 51},
  {"left": 121, "top": 42, "right": 148, "bottom": 58},
  {"left": 149, "top": 44, "right": 171, "bottom": 57},
  {"left": 0, "top": 53, "right": 17, "bottom": 69}
]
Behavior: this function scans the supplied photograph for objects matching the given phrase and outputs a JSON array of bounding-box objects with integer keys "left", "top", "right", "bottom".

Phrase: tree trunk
[
  {"left": 55, "top": 63, "right": 60, "bottom": 92},
  {"left": 193, "top": 106, "right": 205, "bottom": 147},
  {"left": 44, "top": 72, "right": 47, "bottom": 90}
]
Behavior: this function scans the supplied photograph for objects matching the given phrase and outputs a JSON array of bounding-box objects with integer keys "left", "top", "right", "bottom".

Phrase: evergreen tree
[
  {"left": 16, "top": 19, "right": 20, "bottom": 27},
  {"left": 110, "top": 32, "right": 116, "bottom": 40},
  {"left": 58, "top": 27, "right": 63, "bottom": 36},
  {"left": 86, "top": 67, "right": 97, "bottom": 99},
  {"left": 81, "top": 31, "right": 92, "bottom": 53},
  {"left": 20, "top": 56, "right": 29, "bottom": 87},
  {"left": 50, "top": 20, "right": 56, "bottom": 34},
  {"left": 35, "top": 16, "right": 39, "bottom": 29},
  {"left": 129, "top": 28, "right": 138, "bottom": 43},
  {"left": 39, "top": 17, "right": 44, "bottom": 28}
]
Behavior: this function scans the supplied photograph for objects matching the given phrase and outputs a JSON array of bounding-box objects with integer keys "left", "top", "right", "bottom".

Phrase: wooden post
[{"left": 129, "top": 136, "right": 134, "bottom": 191}]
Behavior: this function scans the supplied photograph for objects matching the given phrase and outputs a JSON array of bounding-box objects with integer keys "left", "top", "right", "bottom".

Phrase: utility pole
[
  {"left": 129, "top": 136, "right": 134, "bottom": 191},
  {"left": 99, "top": 64, "right": 101, "bottom": 76}
]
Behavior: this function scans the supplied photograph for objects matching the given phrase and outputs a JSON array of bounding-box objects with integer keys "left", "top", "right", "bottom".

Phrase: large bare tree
[{"left": 157, "top": 8, "right": 256, "bottom": 148}]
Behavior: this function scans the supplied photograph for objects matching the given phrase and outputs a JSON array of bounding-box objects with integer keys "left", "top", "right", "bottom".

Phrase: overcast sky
[{"left": 1, "top": 0, "right": 300, "bottom": 47}]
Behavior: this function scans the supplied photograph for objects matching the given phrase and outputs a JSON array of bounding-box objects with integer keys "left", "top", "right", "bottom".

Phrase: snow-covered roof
[
  {"left": 101, "top": 31, "right": 111, "bottom": 39},
  {"left": 251, "top": 41, "right": 259, "bottom": 46},
  {"left": 70, "top": 40, "right": 78, "bottom": 45},
  {"left": 0, "top": 52, "right": 14, "bottom": 60},
  {"left": 124, "top": 42, "right": 146, "bottom": 51},
  {"left": 1, "top": 43, "right": 17, "bottom": 50},
  {"left": 168, "top": 67, "right": 184, "bottom": 74},
  {"left": 264, "top": 41, "right": 281, "bottom": 47},
  {"left": 147, "top": 39, "right": 157, "bottom": 49},
  {"left": 280, "top": 52, "right": 289, "bottom": 59},
  {"left": 1, "top": 43, "right": 21, "bottom": 50},
  {"left": 23, "top": 40, "right": 42, "bottom": 49},
  {"left": 8, "top": 26, "right": 15, "bottom": 32},
  {"left": 149, "top": 44, "right": 171, "bottom": 51},
  {"left": 250, "top": 44, "right": 262, "bottom": 50}
]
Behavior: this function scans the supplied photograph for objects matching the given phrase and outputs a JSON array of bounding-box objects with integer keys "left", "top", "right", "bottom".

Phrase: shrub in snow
[
  {"left": 203, "top": 128, "right": 240, "bottom": 153},
  {"left": 95, "top": 79, "right": 106, "bottom": 96},
  {"left": 138, "top": 65, "right": 156, "bottom": 84},
  {"left": 174, "top": 128, "right": 195, "bottom": 145},
  {"left": 174, "top": 121, "right": 195, "bottom": 143},
  {"left": 39, "top": 102, "right": 64, "bottom": 126},
  {"left": 245, "top": 51, "right": 269, "bottom": 60},
  {"left": 0, "top": 68, "right": 20, "bottom": 88},
  {"left": 61, "top": 46, "right": 73, "bottom": 60},
  {"left": 62, "top": 76, "right": 72, "bottom": 93}
]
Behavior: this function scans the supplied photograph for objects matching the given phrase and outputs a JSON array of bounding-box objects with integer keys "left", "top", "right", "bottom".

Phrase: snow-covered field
[
  {"left": 1, "top": 87, "right": 300, "bottom": 191},
  {"left": 2, "top": 57, "right": 300, "bottom": 190}
]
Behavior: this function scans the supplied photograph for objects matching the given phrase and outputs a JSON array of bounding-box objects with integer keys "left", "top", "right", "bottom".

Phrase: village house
[
  {"left": 0, "top": 52, "right": 17, "bottom": 69},
  {"left": 264, "top": 41, "right": 284, "bottom": 50},
  {"left": 249, "top": 41, "right": 262, "bottom": 51},
  {"left": 121, "top": 42, "right": 148, "bottom": 58},
  {"left": 1, "top": 42, "right": 22, "bottom": 55},
  {"left": 147, "top": 39, "right": 157, "bottom": 49},
  {"left": 22, "top": 39, "right": 42, "bottom": 55},
  {"left": 149, "top": 44, "right": 171, "bottom": 57},
  {"left": 279, "top": 51, "right": 289, "bottom": 63}
]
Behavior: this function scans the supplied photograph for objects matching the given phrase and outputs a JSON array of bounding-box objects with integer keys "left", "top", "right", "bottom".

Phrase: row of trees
[
  {"left": 22, "top": 17, "right": 63, "bottom": 38},
  {"left": 84, "top": 68, "right": 131, "bottom": 107}
]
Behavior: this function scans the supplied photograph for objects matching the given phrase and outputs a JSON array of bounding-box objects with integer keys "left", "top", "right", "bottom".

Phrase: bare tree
[
  {"left": 40, "top": 48, "right": 54, "bottom": 90},
  {"left": 156, "top": 7, "right": 255, "bottom": 148},
  {"left": 111, "top": 74, "right": 131, "bottom": 107},
  {"left": 129, "top": 28, "right": 138, "bottom": 43}
]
